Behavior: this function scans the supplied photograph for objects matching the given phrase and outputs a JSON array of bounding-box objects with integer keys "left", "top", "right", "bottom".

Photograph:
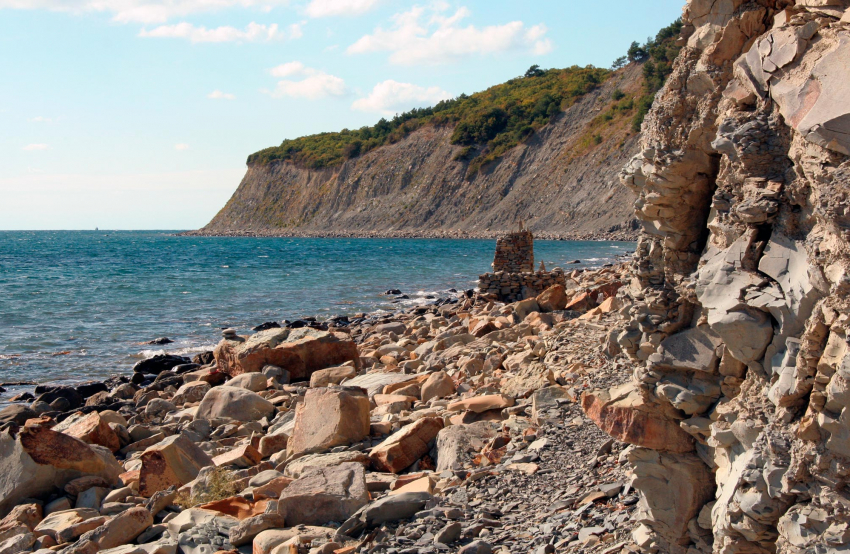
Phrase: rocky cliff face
[
  {"left": 586, "top": 1, "right": 850, "bottom": 553},
  {"left": 197, "top": 66, "right": 645, "bottom": 239}
]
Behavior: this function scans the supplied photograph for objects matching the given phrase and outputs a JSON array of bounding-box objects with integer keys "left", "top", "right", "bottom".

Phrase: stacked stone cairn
[{"left": 478, "top": 230, "right": 566, "bottom": 301}]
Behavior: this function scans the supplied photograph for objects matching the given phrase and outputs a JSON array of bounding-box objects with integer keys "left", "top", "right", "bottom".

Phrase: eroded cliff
[
  {"left": 584, "top": 1, "right": 850, "bottom": 553},
  {"left": 196, "top": 66, "right": 646, "bottom": 239}
]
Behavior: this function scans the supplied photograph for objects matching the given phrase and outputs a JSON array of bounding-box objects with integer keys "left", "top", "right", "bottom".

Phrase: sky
[{"left": 0, "top": 0, "right": 684, "bottom": 230}]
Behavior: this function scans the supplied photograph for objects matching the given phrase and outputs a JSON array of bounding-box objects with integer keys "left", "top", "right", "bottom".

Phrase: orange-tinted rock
[
  {"left": 200, "top": 497, "right": 269, "bottom": 520},
  {"left": 253, "top": 477, "right": 294, "bottom": 500},
  {"left": 581, "top": 383, "right": 694, "bottom": 453},
  {"left": 213, "top": 444, "right": 262, "bottom": 468},
  {"left": 370, "top": 417, "right": 444, "bottom": 473},
  {"left": 565, "top": 291, "right": 593, "bottom": 312},
  {"left": 420, "top": 371, "right": 455, "bottom": 403},
  {"left": 139, "top": 434, "right": 213, "bottom": 497},
  {"left": 286, "top": 387, "right": 370, "bottom": 459},
  {"left": 19, "top": 425, "right": 111, "bottom": 475},
  {"left": 63, "top": 412, "right": 121, "bottom": 453},
  {"left": 215, "top": 328, "right": 360, "bottom": 379},
  {"left": 447, "top": 395, "right": 515, "bottom": 414},
  {"left": 536, "top": 284, "right": 568, "bottom": 312}
]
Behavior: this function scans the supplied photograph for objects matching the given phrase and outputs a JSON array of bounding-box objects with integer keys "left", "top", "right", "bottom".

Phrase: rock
[
  {"left": 212, "top": 444, "right": 262, "bottom": 469},
  {"left": 172, "top": 381, "right": 211, "bottom": 405},
  {"left": 139, "top": 434, "right": 214, "bottom": 496},
  {"left": 458, "top": 540, "right": 491, "bottom": 554},
  {"left": 228, "top": 513, "right": 287, "bottom": 547},
  {"left": 83, "top": 507, "right": 154, "bottom": 550},
  {"left": 286, "top": 387, "right": 370, "bottom": 459},
  {"left": 629, "top": 448, "right": 714, "bottom": 550},
  {"left": 308, "top": 366, "right": 357, "bottom": 388},
  {"left": 581, "top": 383, "right": 694, "bottom": 453},
  {"left": 342, "top": 373, "right": 417, "bottom": 398},
  {"left": 0, "top": 426, "right": 121, "bottom": 516},
  {"left": 227, "top": 373, "right": 268, "bottom": 392},
  {"left": 214, "top": 328, "right": 359, "bottom": 379},
  {"left": 363, "top": 492, "right": 432, "bottom": 526},
  {"left": 370, "top": 417, "right": 444, "bottom": 473},
  {"left": 252, "top": 527, "right": 335, "bottom": 554},
  {"left": 0, "top": 532, "right": 34, "bottom": 554},
  {"left": 198, "top": 497, "right": 268, "bottom": 520},
  {"left": 434, "top": 522, "right": 462, "bottom": 544},
  {"left": 531, "top": 386, "right": 572, "bottom": 424},
  {"left": 0, "top": 504, "right": 42, "bottom": 534},
  {"left": 133, "top": 355, "right": 190, "bottom": 375},
  {"left": 0, "top": 405, "right": 38, "bottom": 426},
  {"left": 420, "top": 371, "right": 455, "bottom": 402},
  {"left": 536, "top": 284, "right": 567, "bottom": 312},
  {"left": 145, "top": 399, "right": 177, "bottom": 419},
  {"left": 282, "top": 451, "right": 370, "bottom": 479},
  {"left": 447, "top": 395, "right": 515, "bottom": 414},
  {"left": 646, "top": 326, "right": 723, "bottom": 374},
  {"left": 435, "top": 421, "right": 500, "bottom": 472},
  {"left": 34, "top": 509, "right": 100, "bottom": 542},
  {"left": 76, "top": 486, "right": 109, "bottom": 509},
  {"left": 253, "top": 477, "right": 293, "bottom": 501},
  {"left": 196, "top": 386, "right": 275, "bottom": 423},
  {"left": 34, "top": 386, "right": 84, "bottom": 410},
  {"left": 277, "top": 463, "right": 369, "bottom": 526},
  {"left": 512, "top": 299, "right": 540, "bottom": 320},
  {"left": 63, "top": 412, "right": 121, "bottom": 452}
]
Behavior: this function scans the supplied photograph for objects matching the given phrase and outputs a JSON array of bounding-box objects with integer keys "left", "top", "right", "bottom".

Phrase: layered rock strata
[{"left": 586, "top": 1, "right": 850, "bottom": 553}]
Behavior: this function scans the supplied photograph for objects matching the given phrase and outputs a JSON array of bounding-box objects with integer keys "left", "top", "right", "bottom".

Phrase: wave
[{"left": 133, "top": 343, "right": 218, "bottom": 359}]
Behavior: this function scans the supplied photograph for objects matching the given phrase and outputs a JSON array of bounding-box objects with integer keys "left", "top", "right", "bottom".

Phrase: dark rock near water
[
  {"left": 252, "top": 322, "right": 280, "bottom": 331},
  {"left": 148, "top": 337, "right": 174, "bottom": 345},
  {"left": 133, "top": 354, "right": 191, "bottom": 375},
  {"left": 385, "top": 289, "right": 402, "bottom": 295},
  {"left": 11, "top": 392, "right": 34, "bottom": 402},
  {"left": 0, "top": 404, "right": 37, "bottom": 425},
  {"left": 192, "top": 351, "right": 215, "bottom": 366},
  {"left": 76, "top": 381, "right": 108, "bottom": 399},
  {"left": 34, "top": 386, "right": 83, "bottom": 410}
]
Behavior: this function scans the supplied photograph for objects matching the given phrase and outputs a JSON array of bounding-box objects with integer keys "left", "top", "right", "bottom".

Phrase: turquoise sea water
[{"left": 0, "top": 231, "right": 634, "bottom": 388}]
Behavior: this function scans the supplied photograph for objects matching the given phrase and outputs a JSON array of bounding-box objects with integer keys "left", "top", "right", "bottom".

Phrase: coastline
[
  {"left": 179, "top": 228, "right": 640, "bottom": 242},
  {"left": 0, "top": 262, "right": 640, "bottom": 553}
]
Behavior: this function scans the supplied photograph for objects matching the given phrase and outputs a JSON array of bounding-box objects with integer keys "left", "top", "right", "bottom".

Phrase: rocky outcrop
[
  {"left": 587, "top": 2, "right": 850, "bottom": 553},
  {"left": 193, "top": 66, "right": 647, "bottom": 240}
]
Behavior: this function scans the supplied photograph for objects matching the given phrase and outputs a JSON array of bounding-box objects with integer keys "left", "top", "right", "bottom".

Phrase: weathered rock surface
[
  {"left": 277, "top": 463, "right": 369, "bottom": 526},
  {"left": 196, "top": 386, "right": 275, "bottom": 422},
  {"left": 139, "top": 435, "right": 213, "bottom": 497},
  {"left": 590, "top": 2, "right": 850, "bottom": 553},
  {"left": 369, "top": 417, "right": 444, "bottom": 473},
  {"left": 285, "top": 387, "right": 370, "bottom": 459}
]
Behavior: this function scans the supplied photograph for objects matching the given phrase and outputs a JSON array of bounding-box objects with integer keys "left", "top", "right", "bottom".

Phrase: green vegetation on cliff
[
  {"left": 248, "top": 20, "right": 683, "bottom": 172},
  {"left": 248, "top": 65, "right": 610, "bottom": 172}
]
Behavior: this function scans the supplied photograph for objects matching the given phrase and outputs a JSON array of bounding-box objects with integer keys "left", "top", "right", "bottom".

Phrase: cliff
[
  {"left": 583, "top": 1, "right": 850, "bottom": 553},
  {"left": 195, "top": 65, "right": 647, "bottom": 240}
]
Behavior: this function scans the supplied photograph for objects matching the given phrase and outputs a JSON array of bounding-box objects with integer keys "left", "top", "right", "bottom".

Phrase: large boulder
[
  {"left": 277, "top": 463, "right": 369, "bottom": 526},
  {"left": 370, "top": 417, "right": 444, "bottom": 473},
  {"left": 139, "top": 435, "right": 213, "bottom": 497},
  {"left": 308, "top": 366, "right": 358, "bottom": 388},
  {"left": 63, "top": 412, "right": 121, "bottom": 453},
  {"left": 420, "top": 371, "right": 455, "bottom": 403},
  {"left": 536, "top": 284, "right": 568, "bottom": 312},
  {"left": 0, "top": 426, "right": 121, "bottom": 517},
  {"left": 286, "top": 387, "right": 370, "bottom": 459},
  {"left": 196, "top": 386, "right": 275, "bottom": 422},
  {"left": 581, "top": 383, "right": 694, "bottom": 453},
  {"left": 214, "top": 328, "right": 359, "bottom": 379},
  {"left": 434, "top": 421, "right": 501, "bottom": 472}
]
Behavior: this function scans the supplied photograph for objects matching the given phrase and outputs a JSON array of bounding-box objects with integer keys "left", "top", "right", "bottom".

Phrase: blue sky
[{"left": 0, "top": 0, "right": 684, "bottom": 230}]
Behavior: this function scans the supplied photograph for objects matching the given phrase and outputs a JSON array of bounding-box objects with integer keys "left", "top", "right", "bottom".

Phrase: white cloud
[
  {"left": 139, "top": 21, "right": 283, "bottom": 42},
  {"left": 23, "top": 143, "right": 49, "bottom": 151},
  {"left": 269, "top": 61, "right": 309, "bottom": 77},
  {"left": 29, "top": 116, "right": 53, "bottom": 123},
  {"left": 305, "top": 0, "right": 381, "bottom": 18},
  {"left": 352, "top": 80, "right": 452, "bottom": 115},
  {"left": 266, "top": 62, "right": 347, "bottom": 99},
  {"left": 208, "top": 90, "right": 236, "bottom": 100},
  {"left": 175, "top": 143, "right": 190, "bottom": 150},
  {"left": 0, "top": 0, "right": 292, "bottom": 24},
  {"left": 347, "top": 5, "right": 553, "bottom": 65}
]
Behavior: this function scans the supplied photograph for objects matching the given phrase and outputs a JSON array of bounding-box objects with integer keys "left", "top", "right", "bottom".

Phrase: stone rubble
[{"left": 0, "top": 262, "right": 646, "bottom": 554}]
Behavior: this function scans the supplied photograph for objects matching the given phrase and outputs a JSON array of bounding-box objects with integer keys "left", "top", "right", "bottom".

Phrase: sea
[{"left": 0, "top": 231, "right": 634, "bottom": 396}]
